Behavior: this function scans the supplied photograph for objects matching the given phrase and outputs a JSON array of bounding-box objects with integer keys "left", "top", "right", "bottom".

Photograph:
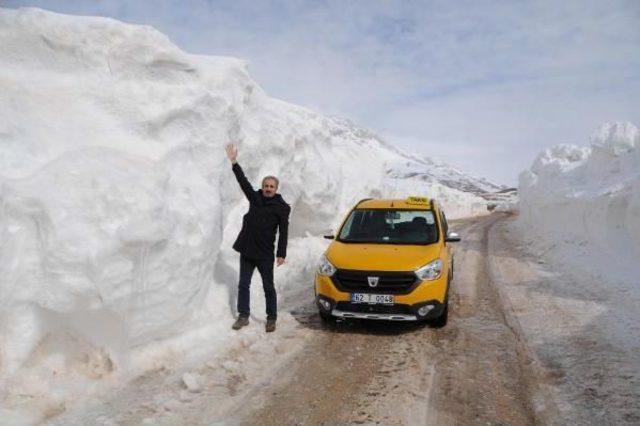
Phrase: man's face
[{"left": 262, "top": 178, "right": 278, "bottom": 198}]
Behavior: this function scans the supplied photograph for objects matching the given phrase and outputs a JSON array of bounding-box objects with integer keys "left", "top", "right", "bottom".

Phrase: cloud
[{"left": 4, "top": 0, "right": 640, "bottom": 184}]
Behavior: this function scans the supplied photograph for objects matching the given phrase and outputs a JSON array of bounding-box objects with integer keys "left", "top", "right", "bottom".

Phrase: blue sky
[{"left": 5, "top": 0, "right": 640, "bottom": 185}]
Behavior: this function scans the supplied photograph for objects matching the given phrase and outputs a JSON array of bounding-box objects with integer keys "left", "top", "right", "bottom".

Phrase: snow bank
[
  {"left": 518, "top": 122, "right": 640, "bottom": 275},
  {"left": 0, "top": 7, "right": 494, "bottom": 421}
]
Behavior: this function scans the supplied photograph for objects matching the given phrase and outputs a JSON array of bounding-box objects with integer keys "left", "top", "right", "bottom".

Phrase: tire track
[{"left": 423, "top": 214, "right": 534, "bottom": 425}]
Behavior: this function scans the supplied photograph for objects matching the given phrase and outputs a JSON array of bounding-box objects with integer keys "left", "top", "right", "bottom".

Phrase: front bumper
[
  {"left": 316, "top": 294, "right": 445, "bottom": 321},
  {"left": 315, "top": 271, "right": 447, "bottom": 321},
  {"left": 332, "top": 310, "right": 417, "bottom": 321}
]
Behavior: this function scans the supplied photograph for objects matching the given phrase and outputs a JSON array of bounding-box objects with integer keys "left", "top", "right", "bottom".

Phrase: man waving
[{"left": 225, "top": 144, "right": 290, "bottom": 332}]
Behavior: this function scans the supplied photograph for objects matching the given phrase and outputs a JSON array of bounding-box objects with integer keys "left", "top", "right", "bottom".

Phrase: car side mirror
[
  {"left": 445, "top": 232, "right": 461, "bottom": 242},
  {"left": 323, "top": 235, "right": 335, "bottom": 240}
]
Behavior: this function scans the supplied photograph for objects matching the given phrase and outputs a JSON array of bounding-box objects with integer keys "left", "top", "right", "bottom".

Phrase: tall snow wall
[
  {"left": 518, "top": 122, "right": 640, "bottom": 271},
  {"left": 0, "top": 5, "right": 491, "bottom": 394}
]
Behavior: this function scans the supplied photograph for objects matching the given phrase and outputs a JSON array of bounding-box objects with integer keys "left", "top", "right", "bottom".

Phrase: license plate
[{"left": 350, "top": 293, "right": 394, "bottom": 305}]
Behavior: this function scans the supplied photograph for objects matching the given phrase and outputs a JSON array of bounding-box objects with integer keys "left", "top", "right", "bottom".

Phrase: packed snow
[
  {"left": 486, "top": 123, "right": 640, "bottom": 424},
  {"left": 516, "top": 121, "right": 640, "bottom": 365},
  {"left": 0, "top": 7, "right": 500, "bottom": 422},
  {"left": 518, "top": 121, "right": 640, "bottom": 282}
]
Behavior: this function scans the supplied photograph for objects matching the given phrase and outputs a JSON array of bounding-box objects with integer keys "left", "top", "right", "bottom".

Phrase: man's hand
[
  {"left": 225, "top": 144, "right": 238, "bottom": 164},
  {"left": 276, "top": 257, "right": 285, "bottom": 267}
]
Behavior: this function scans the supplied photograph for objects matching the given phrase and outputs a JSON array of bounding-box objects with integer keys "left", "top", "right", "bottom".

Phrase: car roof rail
[{"left": 356, "top": 198, "right": 373, "bottom": 206}]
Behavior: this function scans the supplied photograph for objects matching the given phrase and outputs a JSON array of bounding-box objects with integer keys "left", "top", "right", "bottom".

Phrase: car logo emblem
[{"left": 367, "top": 276, "right": 379, "bottom": 287}]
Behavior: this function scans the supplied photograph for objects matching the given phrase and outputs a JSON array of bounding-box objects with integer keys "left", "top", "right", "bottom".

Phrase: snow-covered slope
[
  {"left": 386, "top": 150, "right": 504, "bottom": 195},
  {"left": 0, "top": 7, "right": 500, "bottom": 421},
  {"left": 518, "top": 122, "right": 640, "bottom": 279},
  {"left": 516, "top": 124, "right": 640, "bottom": 425}
]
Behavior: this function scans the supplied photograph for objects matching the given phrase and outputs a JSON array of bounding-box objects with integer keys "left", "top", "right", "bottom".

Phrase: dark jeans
[{"left": 237, "top": 255, "right": 277, "bottom": 320}]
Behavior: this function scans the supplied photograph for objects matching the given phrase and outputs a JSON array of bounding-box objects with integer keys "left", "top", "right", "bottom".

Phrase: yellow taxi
[{"left": 315, "top": 197, "right": 460, "bottom": 326}]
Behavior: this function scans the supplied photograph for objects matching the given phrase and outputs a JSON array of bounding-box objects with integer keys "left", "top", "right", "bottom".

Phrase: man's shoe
[
  {"left": 232, "top": 316, "right": 249, "bottom": 330},
  {"left": 265, "top": 319, "right": 276, "bottom": 333}
]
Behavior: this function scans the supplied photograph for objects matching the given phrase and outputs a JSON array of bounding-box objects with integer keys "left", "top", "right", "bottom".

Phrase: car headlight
[
  {"left": 415, "top": 259, "right": 442, "bottom": 281},
  {"left": 317, "top": 254, "right": 337, "bottom": 276}
]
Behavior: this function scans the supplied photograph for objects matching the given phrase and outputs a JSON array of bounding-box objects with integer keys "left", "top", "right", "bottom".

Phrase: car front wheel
[
  {"left": 319, "top": 309, "right": 335, "bottom": 323},
  {"left": 429, "top": 299, "right": 448, "bottom": 328}
]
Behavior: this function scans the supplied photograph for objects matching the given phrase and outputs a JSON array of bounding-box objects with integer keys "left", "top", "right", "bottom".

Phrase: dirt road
[
  {"left": 229, "top": 214, "right": 539, "bottom": 425},
  {"left": 53, "top": 213, "right": 638, "bottom": 425}
]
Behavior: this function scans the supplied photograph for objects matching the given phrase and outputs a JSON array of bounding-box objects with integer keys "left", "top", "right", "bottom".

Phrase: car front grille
[
  {"left": 332, "top": 269, "right": 418, "bottom": 294},
  {"left": 335, "top": 301, "right": 414, "bottom": 315}
]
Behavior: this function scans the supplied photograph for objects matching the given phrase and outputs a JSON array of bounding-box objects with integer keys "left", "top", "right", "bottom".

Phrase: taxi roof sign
[{"left": 406, "top": 196, "right": 430, "bottom": 205}]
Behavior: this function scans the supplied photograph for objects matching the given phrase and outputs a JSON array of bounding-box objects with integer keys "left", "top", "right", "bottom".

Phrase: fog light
[
  {"left": 319, "top": 299, "right": 331, "bottom": 311},
  {"left": 418, "top": 305, "right": 434, "bottom": 316}
]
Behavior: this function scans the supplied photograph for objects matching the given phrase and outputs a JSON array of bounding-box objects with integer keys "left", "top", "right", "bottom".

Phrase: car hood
[{"left": 325, "top": 241, "right": 441, "bottom": 271}]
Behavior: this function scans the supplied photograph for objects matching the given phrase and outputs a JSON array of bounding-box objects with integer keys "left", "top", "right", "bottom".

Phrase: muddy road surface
[{"left": 55, "top": 213, "right": 638, "bottom": 425}]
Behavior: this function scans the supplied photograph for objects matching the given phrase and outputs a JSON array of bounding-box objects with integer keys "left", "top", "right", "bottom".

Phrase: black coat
[{"left": 231, "top": 163, "right": 290, "bottom": 260}]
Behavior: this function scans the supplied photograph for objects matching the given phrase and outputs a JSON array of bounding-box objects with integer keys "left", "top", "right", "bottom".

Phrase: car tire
[
  {"left": 429, "top": 299, "right": 448, "bottom": 328},
  {"left": 319, "top": 309, "right": 335, "bottom": 323}
]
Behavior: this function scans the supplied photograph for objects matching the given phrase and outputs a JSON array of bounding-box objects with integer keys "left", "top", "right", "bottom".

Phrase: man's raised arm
[{"left": 226, "top": 144, "right": 257, "bottom": 203}]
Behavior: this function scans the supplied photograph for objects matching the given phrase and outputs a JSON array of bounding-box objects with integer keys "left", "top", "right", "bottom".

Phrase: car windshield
[{"left": 338, "top": 209, "right": 439, "bottom": 244}]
